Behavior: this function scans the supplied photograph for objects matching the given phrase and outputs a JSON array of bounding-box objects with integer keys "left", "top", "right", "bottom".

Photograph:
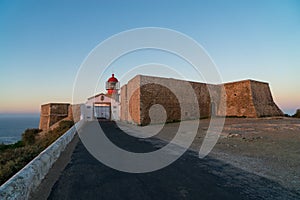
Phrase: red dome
[{"left": 108, "top": 74, "right": 118, "bottom": 82}]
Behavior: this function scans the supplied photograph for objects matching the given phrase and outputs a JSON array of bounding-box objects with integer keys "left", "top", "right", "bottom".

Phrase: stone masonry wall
[
  {"left": 48, "top": 104, "right": 70, "bottom": 127},
  {"left": 139, "top": 83, "right": 181, "bottom": 125},
  {"left": 68, "top": 104, "right": 82, "bottom": 123},
  {"left": 39, "top": 104, "right": 51, "bottom": 131},
  {"left": 224, "top": 80, "right": 257, "bottom": 117},
  {"left": 39, "top": 103, "right": 70, "bottom": 130},
  {"left": 120, "top": 84, "right": 128, "bottom": 122},
  {"left": 121, "top": 76, "right": 141, "bottom": 124},
  {"left": 189, "top": 81, "right": 212, "bottom": 118},
  {"left": 139, "top": 76, "right": 205, "bottom": 125},
  {"left": 120, "top": 75, "right": 283, "bottom": 125},
  {"left": 250, "top": 81, "right": 283, "bottom": 117},
  {"left": 122, "top": 75, "right": 215, "bottom": 125}
]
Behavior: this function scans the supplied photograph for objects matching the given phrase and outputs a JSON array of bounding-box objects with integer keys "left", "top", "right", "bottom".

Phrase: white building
[
  {"left": 81, "top": 74, "right": 121, "bottom": 121},
  {"left": 86, "top": 93, "right": 120, "bottom": 120}
]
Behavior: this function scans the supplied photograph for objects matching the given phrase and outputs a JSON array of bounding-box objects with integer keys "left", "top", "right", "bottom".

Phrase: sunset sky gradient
[{"left": 0, "top": 0, "right": 299, "bottom": 114}]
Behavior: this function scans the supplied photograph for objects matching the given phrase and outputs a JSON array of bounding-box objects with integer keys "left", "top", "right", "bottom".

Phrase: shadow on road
[{"left": 46, "top": 121, "right": 299, "bottom": 200}]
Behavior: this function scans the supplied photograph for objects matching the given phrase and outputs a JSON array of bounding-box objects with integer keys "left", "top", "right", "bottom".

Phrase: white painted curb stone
[{"left": 0, "top": 120, "right": 85, "bottom": 200}]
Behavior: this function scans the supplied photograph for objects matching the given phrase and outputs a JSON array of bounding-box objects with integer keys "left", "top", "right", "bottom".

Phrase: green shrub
[
  {"left": 0, "top": 141, "right": 24, "bottom": 151},
  {"left": 57, "top": 120, "right": 74, "bottom": 132},
  {"left": 0, "top": 120, "right": 74, "bottom": 185},
  {"left": 21, "top": 128, "right": 41, "bottom": 145}
]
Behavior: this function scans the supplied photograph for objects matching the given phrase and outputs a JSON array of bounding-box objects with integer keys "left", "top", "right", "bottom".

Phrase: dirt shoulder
[{"left": 151, "top": 117, "right": 300, "bottom": 194}]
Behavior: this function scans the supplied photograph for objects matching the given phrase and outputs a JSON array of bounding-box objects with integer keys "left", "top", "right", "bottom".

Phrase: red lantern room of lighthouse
[{"left": 106, "top": 74, "right": 120, "bottom": 98}]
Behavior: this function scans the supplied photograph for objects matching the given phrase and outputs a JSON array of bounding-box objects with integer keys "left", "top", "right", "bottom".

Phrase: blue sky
[{"left": 0, "top": 0, "right": 299, "bottom": 114}]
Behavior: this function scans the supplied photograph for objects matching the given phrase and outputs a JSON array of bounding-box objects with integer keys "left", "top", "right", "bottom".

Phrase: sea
[{"left": 0, "top": 114, "right": 40, "bottom": 144}]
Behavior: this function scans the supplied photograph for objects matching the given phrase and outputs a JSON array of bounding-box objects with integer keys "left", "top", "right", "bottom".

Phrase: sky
[{"left": 0, "top": 0, "right": 299, "bottom": 114}]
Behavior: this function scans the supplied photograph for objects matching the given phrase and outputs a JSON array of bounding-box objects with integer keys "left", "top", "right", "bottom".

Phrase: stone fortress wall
[
  {"left": 224, "top": 80, "right": 283, "bottom": 118},
  {"left": 249, "top": 80, "right": 283, "bottom": 117},
  {"left": 39, "top": 75, "right": 283, "bottom": 128},
  {"left": 39, "top": 103, "right": 70, "bottom": 130},
  {"left": 121, "top": 75, "right": 283, "bottom": 125},
  {"left": 120, "top": 75, "right": 141, "bottom": 125},
  {"left": 39, "top": 103, "right": 81, "bottom": 131}
]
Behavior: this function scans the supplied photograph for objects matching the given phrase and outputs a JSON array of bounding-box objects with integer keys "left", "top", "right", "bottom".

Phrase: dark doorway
[
  {"left": 94, "top": 105, "right": 110, "bottom": 119},
  {"left": 211, "top": 102, "right": 216, "bottom": 116}
]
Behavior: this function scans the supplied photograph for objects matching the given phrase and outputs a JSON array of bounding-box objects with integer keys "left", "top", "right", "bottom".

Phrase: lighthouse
[
  {"left": 106, "top": 74, "right": 120, "bottom": 101},
  {"left": 83, "top": 74, "right": 121, "bottom": 121}
]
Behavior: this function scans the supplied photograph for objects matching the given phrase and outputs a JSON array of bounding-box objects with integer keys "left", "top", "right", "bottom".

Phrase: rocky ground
[{"left": 144, "top": 117, "right": 300, "bottom": 194}]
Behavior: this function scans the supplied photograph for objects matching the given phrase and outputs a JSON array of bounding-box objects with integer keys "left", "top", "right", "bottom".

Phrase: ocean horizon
[{"left": 0, "top": 113, "right": 40, "bottom": 144}]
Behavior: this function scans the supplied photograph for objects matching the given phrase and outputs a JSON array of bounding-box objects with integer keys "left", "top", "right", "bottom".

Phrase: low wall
[{"left": 0, "top": 120, "right": 85, "bottom": 200}]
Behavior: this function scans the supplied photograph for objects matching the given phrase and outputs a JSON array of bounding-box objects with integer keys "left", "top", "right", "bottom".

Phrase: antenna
[{"left": 111, "top": 66, "right": 114, "bottom": 75}]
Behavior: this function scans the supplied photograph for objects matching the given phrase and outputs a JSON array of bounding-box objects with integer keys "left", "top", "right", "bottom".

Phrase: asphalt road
[{"left": 44, "top": 121, "right": 298, "bottom": 200}]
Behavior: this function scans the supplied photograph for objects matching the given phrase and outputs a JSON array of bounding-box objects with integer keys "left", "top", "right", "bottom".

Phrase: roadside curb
[{"left": 0, "top": 120, "right": 84, "bottom": 200}]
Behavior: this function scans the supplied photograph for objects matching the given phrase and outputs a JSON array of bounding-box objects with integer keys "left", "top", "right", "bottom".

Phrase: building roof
[
  {"left": 108, "top": 74, "right": 118, "bottom": 82},
  {"left": 87, "top": 93, "right": 113, "bottom": 100}
]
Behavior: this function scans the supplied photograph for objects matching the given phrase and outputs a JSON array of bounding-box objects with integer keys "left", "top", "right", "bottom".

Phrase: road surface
[{"left": 32, "top": 121, "right": 299, "bottom": 200}]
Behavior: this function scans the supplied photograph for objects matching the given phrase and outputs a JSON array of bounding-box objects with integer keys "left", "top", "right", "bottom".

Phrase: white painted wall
[{"left": 86, "top": 93, "right": 120, "bottom": 121}]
